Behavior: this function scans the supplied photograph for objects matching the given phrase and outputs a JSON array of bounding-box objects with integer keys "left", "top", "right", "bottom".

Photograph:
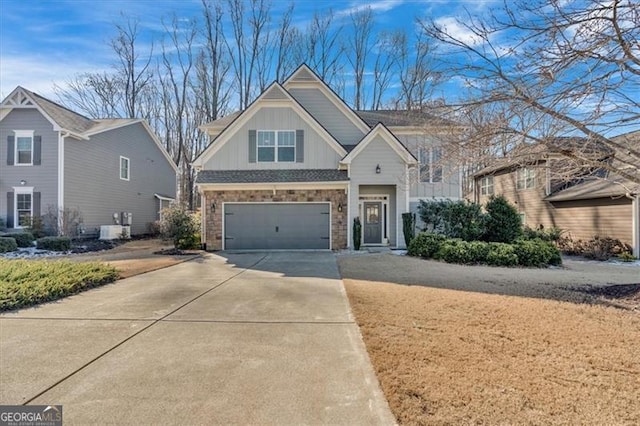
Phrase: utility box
[{"left": 121, "top": 212, "right": 132, "bottom": 226}]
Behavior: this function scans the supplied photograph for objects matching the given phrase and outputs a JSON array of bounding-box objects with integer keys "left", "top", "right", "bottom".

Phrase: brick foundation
[{"left": 203, "top": 189, "right": 348, "bottom": 250}]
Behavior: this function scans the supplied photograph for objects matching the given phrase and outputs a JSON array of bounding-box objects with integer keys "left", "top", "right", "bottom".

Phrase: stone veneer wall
[{"left": 203, "top": 189, "right": 348, "bottom": 250}]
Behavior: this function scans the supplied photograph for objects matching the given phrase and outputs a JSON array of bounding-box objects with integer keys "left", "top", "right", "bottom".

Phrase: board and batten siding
[
  {"left": 0, "top": 109, "right": 58, "bottom": 223},
  {"left": 476, "top": 168, "right": 633, "bottom": 245},
  {"left": 348, "top": 135, "right": 409, "bottom": 248},
  {"left": 64, "top": 122, "right": 176, "bottom": 235},
  {"left": 202, "top": 107, "right": 342, "bottom": 170},
  {"left": 287, "top": 88, "right": 365, "bottom": 146}
]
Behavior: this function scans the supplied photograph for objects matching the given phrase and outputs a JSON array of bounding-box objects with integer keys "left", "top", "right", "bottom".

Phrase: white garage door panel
[{"left": 224, "top": 203, "right": 330, "bottom": 250}]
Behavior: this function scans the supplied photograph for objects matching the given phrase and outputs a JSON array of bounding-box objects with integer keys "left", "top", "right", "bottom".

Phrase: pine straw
[{"left": 344, "top": 279, "right": 640, "bottom": 425}]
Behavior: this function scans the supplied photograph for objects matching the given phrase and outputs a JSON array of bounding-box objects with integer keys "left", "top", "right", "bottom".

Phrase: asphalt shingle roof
[
  {"left": 196, "top": 169, "right": 349, "bottom": 184},
  {"left": 355, "top": 109, "right": 456, "bottom": 128}
]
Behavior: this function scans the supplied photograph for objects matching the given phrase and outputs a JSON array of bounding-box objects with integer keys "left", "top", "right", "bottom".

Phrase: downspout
[
  {"left": 57, "top": 131, "right": 68, "bottom": 235},
  {"left": 625, "top": 192, "right": 639, "bottom": 258}
]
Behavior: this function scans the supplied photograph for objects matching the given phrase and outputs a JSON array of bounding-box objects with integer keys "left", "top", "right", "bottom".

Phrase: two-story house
[
  {"left": 0, "top": 86, "right": 177, "bottom": 236},
  {"left": 193, "top": 64, "right": 462, "bottom": 250},
  {"left": 472, "top": 135, "right": 640, "bottom": 256}
]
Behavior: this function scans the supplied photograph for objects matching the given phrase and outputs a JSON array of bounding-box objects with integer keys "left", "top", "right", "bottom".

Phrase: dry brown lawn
[{"left": 344, "top": 279, "right": 640, "bottom": 425}]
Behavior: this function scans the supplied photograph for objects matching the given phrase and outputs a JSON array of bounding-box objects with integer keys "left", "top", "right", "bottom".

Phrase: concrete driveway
[{"left": 0, "top": 252, "right": 394, "bottom": 425}]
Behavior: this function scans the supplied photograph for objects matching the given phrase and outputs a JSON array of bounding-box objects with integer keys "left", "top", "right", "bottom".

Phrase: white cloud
[
  {"left": 336, "top": 0, "right": 405, "bottom": 17},
  {"left": 433, "top": 16, "right": 484, "bottom": 46}
]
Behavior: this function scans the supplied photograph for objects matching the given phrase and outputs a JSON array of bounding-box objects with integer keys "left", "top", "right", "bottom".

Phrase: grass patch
[
  {"left": 0, "top": 259, "right": 118, "bottom": 311},
  {"left": 344, "top": 279, "right": 640, "bottom": 425}
]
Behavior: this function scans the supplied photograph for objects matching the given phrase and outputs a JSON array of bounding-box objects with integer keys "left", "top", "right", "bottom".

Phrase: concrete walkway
[{"left": 0, "top": 252, "right": 395, "bottom": 425}]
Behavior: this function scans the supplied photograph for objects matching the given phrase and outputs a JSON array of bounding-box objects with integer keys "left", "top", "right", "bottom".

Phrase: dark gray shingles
[{"left": 196, "top": 169, "right": 348, "bottom": 184}]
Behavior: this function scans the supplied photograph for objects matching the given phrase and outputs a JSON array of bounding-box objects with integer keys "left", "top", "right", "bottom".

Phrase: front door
[{"left": 363, "top": 202, "right": 382, "bottom": 244}]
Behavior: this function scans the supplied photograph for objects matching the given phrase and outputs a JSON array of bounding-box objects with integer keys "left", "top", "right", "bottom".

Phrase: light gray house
[
  {"left": 193, "top": 64, "right": 462, "bottom": 250},
  {"left": 0, "top": 87, "right": 177, "bottom": 236}
]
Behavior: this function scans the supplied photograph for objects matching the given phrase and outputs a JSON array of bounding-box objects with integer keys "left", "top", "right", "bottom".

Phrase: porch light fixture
[
  {"left": 375, "top": 164, "right": 381, "bottom": 174},
  {"left": 20, "top": 179, "right": 26, "bottom": 185},
  {"left": 337, "top": 203, "right": 343, "bottom": 212},
  {"left": 211, "top": 202, "right": 216, "bottom": 213}
]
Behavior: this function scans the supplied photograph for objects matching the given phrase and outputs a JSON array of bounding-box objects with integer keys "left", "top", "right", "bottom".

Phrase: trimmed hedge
[
  {"left": 37, "top": 236, "right": 71, "bottom": 251},
  {"left": 3, "top": 232, "right": 35, "bottom": 248},
  {"left": 408, "top": 232, "right": 561, "bottom": 268},
  {"left": 0, "top": 237, "right": 18, "bottom": 253}
]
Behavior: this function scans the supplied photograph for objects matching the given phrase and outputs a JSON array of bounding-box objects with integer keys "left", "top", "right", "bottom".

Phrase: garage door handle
[{"left": 275, "top": 226, "right": 279, "bottom": 232}]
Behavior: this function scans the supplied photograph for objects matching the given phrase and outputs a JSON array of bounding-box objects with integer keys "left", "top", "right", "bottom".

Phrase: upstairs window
[
  {"left": 15, "top": 130, "right": 34, "bottom": 165},
  {"left": 517, "top": 167, "right": 535, "bottom": 190},
  {"left": 257, "top": 131, "right": 295, "bottom": 163},
  {"left": 419, "top": 146, "right": 443, "bottom": 183},
  {"left": 480, "top": 176, "right": 494, "bottom": 196},
  {"left": 120, "top": 156, "right": 130, "bottom": 181}
]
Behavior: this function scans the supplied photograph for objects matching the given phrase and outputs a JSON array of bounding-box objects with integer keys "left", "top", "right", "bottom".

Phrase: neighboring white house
[
  {"left": 193, "top": 64, "right": 462, "bottom": 250},
  {"left": 0, "top": 86, "right": 177, "bottom": 236}
]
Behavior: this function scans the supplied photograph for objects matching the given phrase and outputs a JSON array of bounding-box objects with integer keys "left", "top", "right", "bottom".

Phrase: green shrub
[
  {"left": 514, "top": 238, "right": 562, "bottom": 267},
  {"left": 418, "top": 199, "right": 486, "bottom": 241},
  {"left": 6, "top": 232, "right": 35, "bottom": 248},
  {"left": 435, "top": 240, "right": 491, "bottom": 264},
  {"left": 486, "top": 243, "right": 519, "bottom": 266},
  {"left": 0, "top": 259, "right": 118, "bottom": 311},
  {"left": 160, "top": 205, "right": 200, "bottom": 250},
  {"left": 618, "top": 252, "right": 637, "bottom": 262},
  {"left": 0, "top": 217, "right": 6, "bottom": 232},
  {"left": 25, "top": 216, "right": 48, "bottom": 238},
  {"left": 522, "top": 226, "right": 563, "bottom": 242},
  {"left": 483, "top": 196, "right": 522, "bottom": 243},
  {"left": 407, "top": 232, "right": 446, "bottom": 258},
  {"left": 402, "top": 213, "right": 416, "bottom": 247},
  {"left": 0, "top": 237, "right": 18, "bottom": 253},
  {"left": 37, "top": 236, "right": 72, "bottom": 251},
  {"left": 353, "top": 217, "right": 362, "bottom": 250}
]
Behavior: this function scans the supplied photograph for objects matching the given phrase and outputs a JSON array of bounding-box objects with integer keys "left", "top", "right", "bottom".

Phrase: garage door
[{"left": 224, "top": 203, "right": 330, "bottom": 250}]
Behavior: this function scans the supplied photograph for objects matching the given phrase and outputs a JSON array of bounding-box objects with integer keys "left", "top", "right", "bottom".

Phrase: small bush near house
[
  {"left": 353, "top": 217, "right": 362, "bottom": 250},
  {"left": 513, "top": 238, "right": 562, "bottom": 267},
  {"left": 486, "top": 243, "right": 519, "bottom": 267},
  {"left": 402, "top": 213, "right": 416, "bottom": 247},
  {"left": 0, "top": 259, "right": 118, "bottom": 311},
  {"left": 407, "top": 232, "right": 447, "bottom": 258},
  {"left": 25, "top": 216, "right": 48, "bottom": 238},
  {"left": 483, "top": 196, "right": 522, "bottom": 243},
  {"left": 418, "top": 199, "right": 486, "bottom": 241},
  {"left": 435, "top": 239, "right": 491, "bottom": 264},
  {"left": 37, "top": 236, "right": 72, "bottom": 251},
  {"left": 522, "top": 226, "right": 563, "bottom": 242},
  {"left": 147, "top": 221, "right": 162, "bottom": 237},
  {"left": 4, "top": 232, "right": 35, "bottom": 248},
  {"left": 0, "top": 217, "right": 6, "bottom": 232},
  {"left": 617, "top": 251, "right": 637, "bottom": 262},
  {"left": 558, "top": 235, "right": 631, "bottom": 260},
  {"left": 0, "top": 237, "right": 18, "bottom": 253},
  {"left": 160, "top": 205, "right": 200, "bottom": 250}
]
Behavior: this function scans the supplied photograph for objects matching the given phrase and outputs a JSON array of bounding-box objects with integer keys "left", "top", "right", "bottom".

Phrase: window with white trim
[
  {"left": 480, "top": 176, "right": 494, "bottom": 196},
  {"left": 15, "top": 130, "right": 34, "bottom": 165},
  {"left": 257, "top": 131, "right": 295, "bottom": 162},
  {"left": 517, "top": 167, "right": 535, "bottom": 190},
  {"left": 14, "top": 188, "right": 33, "bottom": 228},
  {"left": 120, "top": 156, "right": 130, "bottom": 181},
  {"left": 419, "top": 146, "right": 443, "bottom": 183}
]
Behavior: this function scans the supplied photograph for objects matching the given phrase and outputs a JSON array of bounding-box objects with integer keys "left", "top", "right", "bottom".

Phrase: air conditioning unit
[{"left": 100, "top": 225, "right": 123, "bottom": 240}]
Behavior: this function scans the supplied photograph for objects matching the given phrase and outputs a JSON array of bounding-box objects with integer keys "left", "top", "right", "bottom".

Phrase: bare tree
[
  {"left": 370, "top": 31, "right": 402, "bottom": 110},
  {"left": 301, "top": 10, "right": 345, "bottom": 88},
  {"left": 55, "top": 73, "right": 122, "bottom": 118},
  {"left": 346, "top": 7, "right": 375, "bottom": 109},
  {"left": 420, "top": 0, "right": 640, "bottom": 185},
  {"left": 395, "top": 29, "right": 440, "bottom": 110}
]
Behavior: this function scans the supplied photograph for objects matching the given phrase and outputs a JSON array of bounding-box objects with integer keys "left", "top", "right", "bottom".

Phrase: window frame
[
  {"left": 14, "top": 130, "right": 34, "bottom": 166},
  {"left": 517, "top": 167, "right": 535, "bottom": 190},
  {"left": 256, "top": 130, "right": 296, "bottom": 163},
  {"left": 13, "top": 186, "right": 33, "bottom": 229},
  {"left": 480, "top": 176, "right": 494, "bottom": 196},
  {"left": 419, "top": 146, "right": 443, "bottom": 183},
  {"left": 120, "top": 156, "right": 130, "bottom": 181}
]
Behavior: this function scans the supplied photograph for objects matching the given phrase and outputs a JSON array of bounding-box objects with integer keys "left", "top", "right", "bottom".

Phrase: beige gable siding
[
  {"left": 203, "top": 107, "right": 342, "bottom": 170},
  {"left": 287, "top": 88, "right": 365, "bottom": 145},
  {"left": 396, "top": 134, "right": 461, "bottom": 199},
  {"left": 349, "top": 135, "right": 409, "bottom": 247},
  {"left": 476, "top": 168, "right": 633, "bottom": 244}
]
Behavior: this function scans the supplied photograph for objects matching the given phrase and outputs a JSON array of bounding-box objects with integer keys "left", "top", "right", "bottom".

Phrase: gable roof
[
  {"left": 284, "top": 64, "right": 370, "bottom": 134},
  {"left": 196, "top": 169, "right": 348, "bottom": 184},
  {"left": 193, "top": 80, "right": 347, "bottom": 168},
  {"left": 356, "top": 109, "right": 456, "bottom": 128},
  {"left": 340, "top": 123, "right": 418, "bottom": 165},
  {"left": 545, "top": 175, "right": 639, "bottom": 201}
]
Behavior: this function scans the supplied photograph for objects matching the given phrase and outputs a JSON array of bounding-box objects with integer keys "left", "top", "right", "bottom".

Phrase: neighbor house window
[
  {"left": 15, "top": 130, "right": 34, "bottom": 165},
  {"left": 257, "top": 130, "right": 295, "bottom": 162},
  {"left": 14, "top": 189, "right": 33, "bottom": 228},
  {"left": 420, "top": 146, "right": 443, "bottom": 183},
  {"left": 480, "top": 176, "right": 494, "bottom": 196},
  {"left": 120, "top": 156, "right": 130, "bottom": 181},
  {"left": 517, "top": 167, "right": 535, "bottom": 190}
]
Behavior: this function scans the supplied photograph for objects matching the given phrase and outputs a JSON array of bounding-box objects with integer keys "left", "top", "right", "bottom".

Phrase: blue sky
[{"left": 0, "top": 0, "right": 499, "bottom": 100}]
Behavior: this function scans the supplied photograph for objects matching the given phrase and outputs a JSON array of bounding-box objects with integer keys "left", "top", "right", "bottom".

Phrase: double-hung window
[
  {"left": 257, "top": 131, "right": 295, "bottom": 163},
  {"left": 480, "top": 176, "right": 494, "bottom": 196},
  {"left": 419, "top": 146, "right": 443, "bottom": 183},
  {"left": 517, "top": 167, "right": 535, "bottom": 190},
  {"left": 15, "top": 130, "right": 34, "bottom": 165},
  {"left": 120, "top": 156, "right": 130, "bottom": 181}
]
